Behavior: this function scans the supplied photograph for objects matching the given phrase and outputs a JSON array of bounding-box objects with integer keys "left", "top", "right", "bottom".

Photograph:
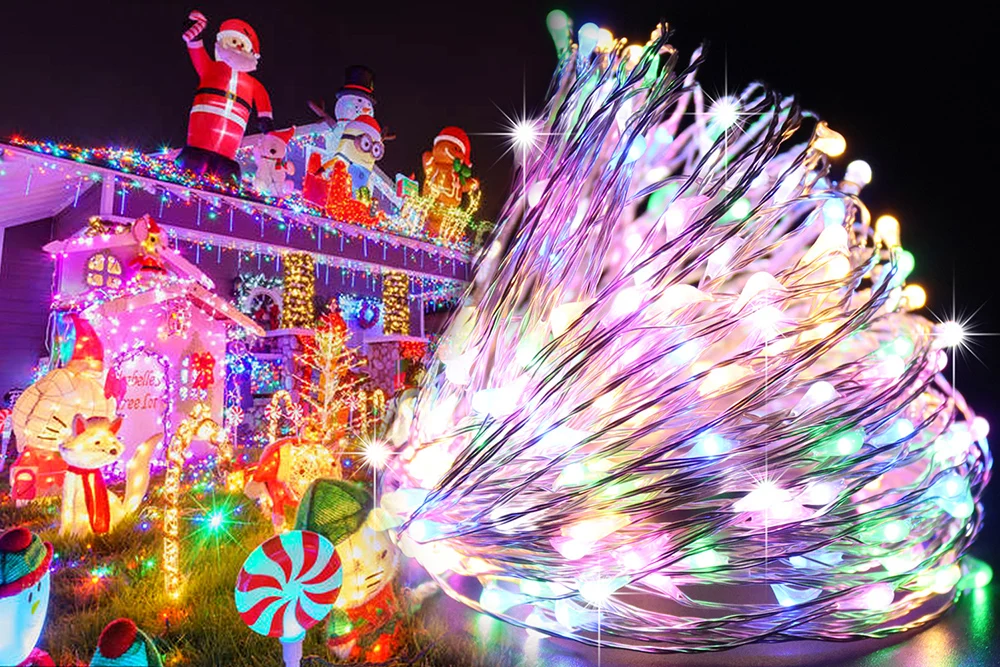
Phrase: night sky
[{"left": 3, "top": 2, "right": 999, "bottom": 547}]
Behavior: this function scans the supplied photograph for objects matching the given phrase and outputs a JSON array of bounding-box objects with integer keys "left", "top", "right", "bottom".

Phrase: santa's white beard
[{"left": 216, "top": 44, "right": 258, "bottom": 72}]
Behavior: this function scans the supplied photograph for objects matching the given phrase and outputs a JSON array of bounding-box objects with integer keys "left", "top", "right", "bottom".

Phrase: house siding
[{"left": 0, "top": 218, "right": 55, "bottom": 396}]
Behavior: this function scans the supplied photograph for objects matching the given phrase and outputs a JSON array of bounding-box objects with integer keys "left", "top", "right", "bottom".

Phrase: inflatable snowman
[
  {"left": 334, "top": 66, "right": 375, "bottom": 123},
  {"left": 307, "top": 66, "right": 378, "bottom": 174},
  {"left": 0, "top": 527, "right": 53, "bottom": 666}
]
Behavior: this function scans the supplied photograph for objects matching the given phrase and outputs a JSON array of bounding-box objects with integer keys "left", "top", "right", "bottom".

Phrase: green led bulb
[
  {"left": 815, "top": 428, "right": 865, "bottom": 457},
  {"left": 859, "top": 519, "right": 910, "bottom": 545},
  {"left": 959, "top": 556, "right": 993, "bottom": 591},
  {"left": 547, "top": 10, "right": 572, "bottom": 55}
]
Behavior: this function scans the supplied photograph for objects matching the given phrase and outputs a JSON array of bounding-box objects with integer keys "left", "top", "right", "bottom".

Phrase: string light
[
  {"left": 6, "top": 136, "right": 487, "bottom": 252},
  {"left": 382, "top": 272, "right": 410, "bottom": 336},
  {"left": 163, "top": 402, "right": 229, "bottom": 601},
  {"left": 385, "top": 20, "right": 991, "bottom": 653},
  {"left": 281, "top": 252, "right": 316, "bottom": 328}
]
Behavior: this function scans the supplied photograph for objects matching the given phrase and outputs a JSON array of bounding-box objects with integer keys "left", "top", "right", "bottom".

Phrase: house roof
[
  {"left": 42, "top": 227, "right": 214, "bottom": 290},
  {"left": 88, "top": 278, "right": 265, "bottom": 336},
  {"left": 0, "top": 145, "right": 98, "bottom": 227},
  {"left": 43, "top": 215, "right": 264, "bottom": 336}
]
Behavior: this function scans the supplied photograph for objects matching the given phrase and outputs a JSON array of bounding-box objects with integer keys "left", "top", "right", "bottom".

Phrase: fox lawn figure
[{"left": 58, "top": 415, "right": 162, "bottom": 538}]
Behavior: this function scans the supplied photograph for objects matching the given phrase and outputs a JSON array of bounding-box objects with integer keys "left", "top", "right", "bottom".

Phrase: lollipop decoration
[{"left": 235, "top": 530, "right": 342, "bottom": 667}]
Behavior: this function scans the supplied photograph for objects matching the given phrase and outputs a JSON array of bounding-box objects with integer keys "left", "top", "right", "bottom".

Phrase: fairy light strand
[{"left": 385, "top": 20, "right": 992, "bottom": 652}]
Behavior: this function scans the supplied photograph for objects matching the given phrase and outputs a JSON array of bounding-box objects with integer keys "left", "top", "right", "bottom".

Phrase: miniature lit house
[{"left": 42, "top": 215, "right": 264, "bottom": 459}]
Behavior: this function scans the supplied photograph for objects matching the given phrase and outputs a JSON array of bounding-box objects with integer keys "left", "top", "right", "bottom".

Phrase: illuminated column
[
  {"left": 382, "top": 271, "right": 410, "bottom": 336},
  {"left": 282, "top": 252, "right": 316, "bottom": 328}
]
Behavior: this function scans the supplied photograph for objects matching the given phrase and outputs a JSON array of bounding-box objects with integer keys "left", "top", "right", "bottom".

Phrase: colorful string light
[
  {"left": 7, "top": 136, "right": 484, "bottom": 253},
  {"left": 382, "top": 272, "right": 410, "bottom": 336},
  {"left": 385, "top": 20, "right": 992, "bottom": 652},
  {"left": 163, "top": 402, "right": 230, "bottom": 601},
  {"left": 281, "top": 252, "right": 316, "bottom": 328}
]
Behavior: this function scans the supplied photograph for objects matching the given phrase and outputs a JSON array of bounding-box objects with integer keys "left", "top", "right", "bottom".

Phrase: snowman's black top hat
[{"left": 337, "top": 65, "right": 376, "bottom": 103}]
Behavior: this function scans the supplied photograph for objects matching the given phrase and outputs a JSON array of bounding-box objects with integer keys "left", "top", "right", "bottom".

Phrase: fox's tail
[{"left": 124, "top": 433, "right": 163, "bottom": 514}]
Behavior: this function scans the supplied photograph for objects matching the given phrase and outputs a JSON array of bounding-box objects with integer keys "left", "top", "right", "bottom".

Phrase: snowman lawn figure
[
  {"left": 309, "top": 65, "right": 377, "bottom": 152},
  {"left": 305, "top": 66, "right": 384, "bottom": 201},
  {"left": 0, "top": 527, "right": 54, "bottom": 667}
]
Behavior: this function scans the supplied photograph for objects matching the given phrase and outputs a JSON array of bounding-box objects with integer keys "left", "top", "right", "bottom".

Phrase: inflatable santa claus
[{"left": 176, "top": 11, "right": 274, "bottom": 182}]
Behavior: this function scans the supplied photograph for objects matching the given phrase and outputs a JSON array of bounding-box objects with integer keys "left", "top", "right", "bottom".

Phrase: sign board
[{"left": 113, "top": 352, "right": 170, "bottom": 460}]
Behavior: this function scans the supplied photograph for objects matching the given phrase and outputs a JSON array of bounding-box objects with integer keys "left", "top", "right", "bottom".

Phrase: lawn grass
[{"left": 0, "top": 473, "right": 516, "bottom": 666}]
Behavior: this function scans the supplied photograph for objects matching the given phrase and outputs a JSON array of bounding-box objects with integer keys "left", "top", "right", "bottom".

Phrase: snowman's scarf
[{"left": 66, "top": 465, "right": 110, "bottom": 534}]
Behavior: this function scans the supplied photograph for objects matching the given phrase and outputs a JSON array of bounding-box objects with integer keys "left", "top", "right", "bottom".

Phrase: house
[{"left": 0, "top": 138, "right": 474, "bottom": 408}]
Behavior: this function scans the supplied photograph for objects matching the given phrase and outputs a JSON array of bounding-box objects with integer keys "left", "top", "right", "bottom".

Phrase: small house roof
[
  {"left": 88, "top": 278, "right": 265, "bottom": 337},
  {"left": 43, "top": 226, "right": 214, "bottom": 290}
]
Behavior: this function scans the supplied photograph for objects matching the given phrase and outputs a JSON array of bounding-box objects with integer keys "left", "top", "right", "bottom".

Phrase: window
[
  {"left": 86, "top": 252, "right": 123, "bottom": 289},
  {"left": 248, "top": 290, "right": 282, "bottom": 330}
]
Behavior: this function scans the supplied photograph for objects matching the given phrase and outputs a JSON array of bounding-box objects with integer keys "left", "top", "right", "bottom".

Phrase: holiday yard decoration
[
  {"left": 0, "top": 527, "right": 53, "bottom": 667},
  {"left": 421, "top": 127, "right": 478, "bottom": 209},
  {"left": 162, "top": 402, "right": 230, "bottom": 600},
  {"left": 235, "top": 530, "right": 343, "bottom": 667},
  {"left": 295, "top": 479, "right": 404, "bottom": 662},
  {"left": 10, "top": 316, "right": 117, "bottom": 503},
  {"left": 252, "top": 128, "right": 297, "bottom": 197},
  {"left": 58, "top": 415, "right": 161, "bottom": 538},
  {"left": 177, "top": 11, "right": 274, "bottom": 182},
  {"left": 89, "top": 618, "right": 163, "bottom": 667}
]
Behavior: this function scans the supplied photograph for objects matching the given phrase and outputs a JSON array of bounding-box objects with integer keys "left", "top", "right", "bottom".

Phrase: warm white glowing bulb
[
  {"left": 712, "top": 97, "right": 740, "bottom": 129},
  {"left": 938, "top": 321, "right": 965, "bottom": 348},
  {"left": 874, "top": 215, "right": 901, "bottom": 248},
  {"left": 812, "top": 121, "right": 846, "bottom": 157},
  {"left": 901, "top": 284, "right": 926, "bottom": 310},
  {"left": 363, "top": 439, "right": 392, "bottom": 469},
  {"left": 512, "top": 119, "right": 539, "bottom": 151},
  {"left": 845, "top": 160, "right": 872, "bottom": 185},
  {"left": 597, "top": 28, "right": 614, "bottom": 50}
]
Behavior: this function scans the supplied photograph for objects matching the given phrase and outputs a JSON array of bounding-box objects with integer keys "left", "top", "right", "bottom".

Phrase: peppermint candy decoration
[
  {"left": 227, "top": 405, "right": 245, "bottom": 427},
  {"left": 288, "top": 404, "right": 305, "bottom": 427},
  {"left": 235, "top": 530, "right": 342, "bottom": 640},
  {"left": 343, "top": 392, "right": 361, "bottom": 412}
]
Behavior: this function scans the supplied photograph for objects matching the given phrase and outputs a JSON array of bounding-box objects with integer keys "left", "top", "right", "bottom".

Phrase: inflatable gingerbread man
[
  {"left": 176, "top": 11, "right": 274, "bottom": 182},
  {"left": 421, "top": 126, "right": 479, "bottom": 208}
]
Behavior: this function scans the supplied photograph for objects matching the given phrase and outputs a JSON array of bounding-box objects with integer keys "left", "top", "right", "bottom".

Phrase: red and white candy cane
[{"left": 182, "top": 10, "right": 207, "bottom": 43}]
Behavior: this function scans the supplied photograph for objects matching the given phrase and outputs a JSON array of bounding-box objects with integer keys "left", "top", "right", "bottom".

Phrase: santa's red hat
[
  {"left": 217, "top": 18, "right": 260, "bottom": 57},
  {"left": 269, "top": 127, "right": 296, "bottom": 144},
  {"left": 434, "top": 126, "right": 471, "bottom": 166},
  {"left": 70, "top": 314, "right": 104, "bottom": 373}
]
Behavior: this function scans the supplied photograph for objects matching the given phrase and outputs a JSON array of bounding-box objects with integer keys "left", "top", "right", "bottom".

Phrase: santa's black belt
[{"left": 194, "top": 88, "right": 252, "bottom": 112}]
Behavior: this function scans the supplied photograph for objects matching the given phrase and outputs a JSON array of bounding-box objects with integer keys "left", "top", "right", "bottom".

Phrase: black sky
[{"left": 3, "top": 1, "right": 1000, "bottom": 545}]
